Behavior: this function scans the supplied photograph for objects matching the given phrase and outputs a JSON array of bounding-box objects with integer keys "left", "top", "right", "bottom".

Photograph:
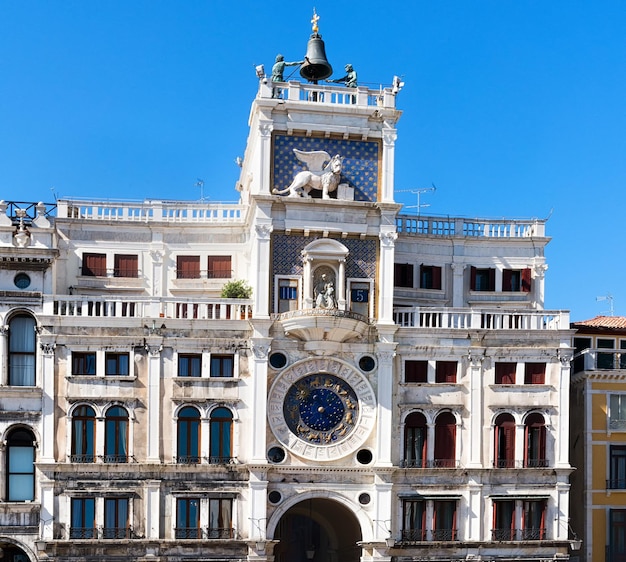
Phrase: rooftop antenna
[
  {"left": 396, "top": 184, "right": 437, "bottom": 216},
  {"left": 596, "top": 294, "right": 615, "bottom": 316},
  {"left": 195, "top": 178, "right": 206, "bottom": 202}
]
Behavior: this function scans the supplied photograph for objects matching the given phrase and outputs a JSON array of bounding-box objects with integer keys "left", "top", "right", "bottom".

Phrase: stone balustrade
[
  {"left": 396, "top": 215, "right": 546, "bottom": 238},
  {"left": 394, "top": 307, "right": 568, "bottom": 330}
]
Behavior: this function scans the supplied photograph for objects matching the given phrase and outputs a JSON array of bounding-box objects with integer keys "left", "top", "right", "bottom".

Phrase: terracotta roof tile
[{"left": 571, "top": 316, "right": 626, "bottom": 329}]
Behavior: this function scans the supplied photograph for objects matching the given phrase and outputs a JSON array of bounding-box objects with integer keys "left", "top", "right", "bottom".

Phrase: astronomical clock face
[{"left": 268, "top": 357, "right": 377, "bottom": 461}]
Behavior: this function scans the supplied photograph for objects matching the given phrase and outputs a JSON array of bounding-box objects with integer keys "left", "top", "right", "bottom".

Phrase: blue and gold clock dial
[{"left": 283, "top": 374, "right": 359, "bottom": 445}]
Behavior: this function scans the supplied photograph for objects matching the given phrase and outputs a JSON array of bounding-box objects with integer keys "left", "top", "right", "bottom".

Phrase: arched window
[
  {"left": 524, "top": 413, "right": 547, "bottom": 467},
  {"left": 8, "top": 314, "right": 36, "bottom": 386},
  {"left": 209, "top": 407, "right": 233, "bottom": 464},
  {"left": 177, "top": 406, "right": 200, "bottom": 464},
  {"left": 404, "top": 412, "right": 427, "bottom": 468},
  {"left": 6, "top": 427, "right": 35, "bottom": 501},
  {"left": 105, "top": 406, "right": 129, "bottom": 463},
  {"left": 434, "top": 412, "right": 456, "bottom": 468},
  {"left": 495, "top": 413, "right": 516, "bottom": 468},
  {"left": 71, "top": 405, "right": 96, "bottom": 463}
]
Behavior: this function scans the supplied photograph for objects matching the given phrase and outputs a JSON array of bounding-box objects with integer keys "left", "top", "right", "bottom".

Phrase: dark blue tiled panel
[
  {"left": 273, "top": 135, "right": 380, "bottom": 202},
  {"left": 272, "top": 234, "right": 377, "bottom": 313}
]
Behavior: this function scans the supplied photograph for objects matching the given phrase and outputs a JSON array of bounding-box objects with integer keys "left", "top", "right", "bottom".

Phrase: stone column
[
  {"left": 451, "top": 263, "right": 466, "bottom": 308},
  {"left": 337, "top": 257, "right": 346, "bottom": 310},
  {"left": 534, "top": 263, "right": 548, "bottom": 309},
  {"left": 467, "top": 481, "right": 482, "bottom": 541},
  {"left": 378, "top": 231, "right": 397, "bottom": 324},
  {"left": 467, "top": 349, "right": 485, "bottom": 468},
  {"left": 144, "top": 480, "right": 161, "bottom": 539},
  {"left": 0, "top": 325, "right": 8, "bottom": 385},
  {"left": 556, "top": 351, "right": 572, "bottom": 468},
  {"left": 40, "top": 476, "right": 54, "bottom": 540},
  {"left": 145, "top": 343, "right": 163, "bottom": 463},
  {"left": 250, "top": 340, "right": 271, "bottom": 463},
  {"left": 253, "top": 222, "right": 273, "bottom": 319},
  {"left": 381, "top": 129, "right": 397, "bottom": 203},
  {"left": 40, "top": 342, "right": 56, "bottom": 463},
  {"left": 375, "top": 348, "right": 395, "bottom": 466},
  {"left": 248, "top": 471, "right": 268, "bottom": 547},
  {"left": 256, "top": 120, "right": 274, "bottom": 195}
]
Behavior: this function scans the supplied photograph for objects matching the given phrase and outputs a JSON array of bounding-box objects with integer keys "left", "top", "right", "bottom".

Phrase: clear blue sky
[{"left": 2, "top": 1, "right": 625, "bottom": 321}]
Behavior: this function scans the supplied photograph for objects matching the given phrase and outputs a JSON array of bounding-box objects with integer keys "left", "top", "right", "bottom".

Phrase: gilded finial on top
[{"left": 311, "top": 8, "right": 320, "bottom": 34}]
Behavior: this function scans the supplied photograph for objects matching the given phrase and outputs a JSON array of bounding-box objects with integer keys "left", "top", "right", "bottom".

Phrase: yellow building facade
[{"left": 571, "top": 316, "right": 626, "bottom": 562}]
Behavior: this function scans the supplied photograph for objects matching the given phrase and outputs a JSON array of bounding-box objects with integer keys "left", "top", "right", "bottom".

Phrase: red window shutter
[
  {"left": 503, "top": 424, "right": 515, "bottom": 465},
  {"left": 502, "top": 269, "right": 512, "bottom": 291},
  {"left": 208, "top": 256, "right": 232, "bottom": 279},
  {"left": 495, "top": 362, "right": 516, "bottom": 384},
  {"left": 177, "top": 256, "right": 200, "bottom": 279},
  {"left": 525, "top": 362, "right": 545, "bottom": 384},
  {"left": 470, "top": 266, "right": 477, "bottom": 290},
  {"left": 83, "top": 253, "right": 106, "bottom": 276},
  {"left": 433, "top": 266, "right": 442, "bottom": 290},
  {"left": 406, "top": 360, "right": 428, "bottom": 383},
  {"left": 114, "top": 254, "right": 138, "bottom": 278},
  {"left": 436, "top": 361, "right": 457, "bottom": 383},
  {"left": 434, "top": 413, "right": 456, "bottom": 466},
  {"left": 521, "top": 268, "right": 532, "bottom": 292}
]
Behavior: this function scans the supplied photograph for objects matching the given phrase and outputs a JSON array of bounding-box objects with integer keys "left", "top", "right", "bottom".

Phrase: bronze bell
[{"left": 300, "top": 34, "right": 333, "bottom": 82}]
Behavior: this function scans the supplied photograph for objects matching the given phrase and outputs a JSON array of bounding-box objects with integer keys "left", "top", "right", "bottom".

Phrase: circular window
[
  {"left": 14, "top": 273, "right": 31, "bottom": 290},
  {"left": 356, "top": 449, "right": 373, "bottom": 465},
  {"left": 359, "top": 355, "right": 376, "bottom": 372},
  {"left": 358, "top": 493, "right": 371, "bottom": 505},
  {"left": 267, "top": 446, "right": 286, "bottom": 464},
  {"left": 269, "top": 352, "right": 288, "bottom": 370},
  {"left": 268, "top": 490, "right": 282, "bottom": 505}
]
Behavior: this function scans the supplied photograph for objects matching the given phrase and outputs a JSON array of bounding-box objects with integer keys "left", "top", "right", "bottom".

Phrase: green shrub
[{"left": 220, "top": 279, "right": 252, "bottom": 299}]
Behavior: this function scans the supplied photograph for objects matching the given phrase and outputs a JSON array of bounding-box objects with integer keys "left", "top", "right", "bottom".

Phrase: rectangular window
[
  {"left": 278, "top": 278, "right": 299, "bottom": 313},
  {"left": 208, "top": 256, "right": 232, "bottom": 279},
  {"left": 8, "top": 445, "right": 35, "bottom": 501},
  {"left": 522, "top": 499, "right": 546, "bottom": 540},
  {"left": 494, "top": 362, "right": 516, "bottom": 384},
  {"left": 394, "top": 263, "right": 414, "bottom": 288},
  {"left": 349, "top": 281, "right": 370, "bottom": 318},
  {"left": 82, "top": 253, "right": 107, "bottom": 277},
  {"left": 114, "top": 254, "right": 138, "bottom": 278},
  {"left": 433, "top": 500, "right": 457, "bottom": 541},
  {"left": 420, "top": 265, "right": 442, "bottom": 290},
  {"left": 105, "top": 352, "right": 129, "bottom": 376},
  {"left": 598, "top": 338, "right": 616, "bottom": 369},
  {"left": 502, "top": 268, "right": 531, "bottom": 292},
  {"left": 402, "top": 500, "right": 426, "bottom": 541},
  {"left": 610, "top": 395, "right": 626, "bottom": 431},
  {"left": 405, "top": 360, "right": 428, "bottom": 383},
  {"left": 610, "top": 446, "right": 626, "bottom": 489},
  {"left": 72, "top": 352, "right": 96, "bottom": 376},
  {"left": 104, "top": 497, "right": 129, "bottom": 539},
  {"left": 492, "top": 500, "right": 516, "bottom": 541},
  {"left": 573, "top": 337, "right": 591, "bottom": 373},
  {"left": 177, "top": 256, "right": 200, "bottom": 279},
  {"left": 176, "top": 498, "right": 201, "bottom": 539},
  {"left": 71, "top": 498, "right": 96, "bottom": 539},
  {"left": 178, "top": 354, "right": 202, "bottom": 377},
  {"left": 470, "top": 267, "right": 495, "bottom": 291},
  {"left": 524, "top": 362, "right": 545, "bottom": 385},
  {"left": 435, "top": 361, "right": 457, "bottom": 383},
  {"left": 610, "top": 509, "right": 626, "bottom": 561},
  {"left": 210, "top": 355, "right": 234, "bottom": 378},
  {"left": 208, "top": 498, "right": 233, "bottom": 539}
]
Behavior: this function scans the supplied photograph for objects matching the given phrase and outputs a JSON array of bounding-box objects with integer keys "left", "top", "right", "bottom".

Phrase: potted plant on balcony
[{"left": 221, "top": 280, "right": 252, "bottom": 319}]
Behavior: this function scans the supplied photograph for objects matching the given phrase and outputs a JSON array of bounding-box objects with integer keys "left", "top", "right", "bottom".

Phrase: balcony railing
[
  {"left": 57, "top": 199, "right": 245, "bottom": 224},
  {"left": 400, "top": 529, "right": 457, "bottom": 542},
  {"left": 396, "top": 215, "right": 545, "bottom": 238},
  {"left": 394, "top": 307, "right": 568, "bottom": 330},
  {"left": 400, "top": 459, "right": 460, "bottom": 469},
  {"left": 45, "top": 296, "right": 253, "bottom": 321},
  {"left": 491, "top": 528, "right": 547, "bottom": 541},
  {"left": 572, "top": 348, "right": 626, "bottom": 373}
]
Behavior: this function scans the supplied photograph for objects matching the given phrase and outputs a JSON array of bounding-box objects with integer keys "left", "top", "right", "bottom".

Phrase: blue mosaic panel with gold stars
[{"left": 273, "top": 135, "right": 380, "bottom": 202}]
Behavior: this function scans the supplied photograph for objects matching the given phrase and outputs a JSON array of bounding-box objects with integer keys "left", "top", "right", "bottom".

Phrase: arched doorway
[
  {"left": 0, "top": 541, "right": 33, "bottom": 562},
  {"left": 273, "top": 498, "right": 362, "bottom": 562}
]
